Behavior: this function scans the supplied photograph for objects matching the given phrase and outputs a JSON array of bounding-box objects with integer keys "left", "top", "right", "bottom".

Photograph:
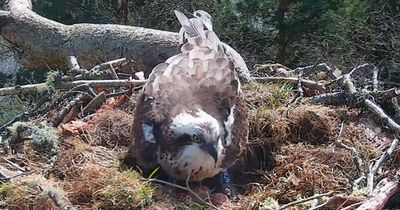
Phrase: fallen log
[{"left": 0, "top": 0, "right": 180, "bottom": 72}]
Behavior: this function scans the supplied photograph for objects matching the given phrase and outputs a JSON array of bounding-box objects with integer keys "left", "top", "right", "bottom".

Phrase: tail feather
[{"left": 174, "top": 10, "right": 201, "bottom": 38}]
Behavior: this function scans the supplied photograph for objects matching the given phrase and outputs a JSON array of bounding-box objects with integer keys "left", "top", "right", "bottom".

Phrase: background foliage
[{"left": 5, "top": 0, "right": 400, "bottom": 86}]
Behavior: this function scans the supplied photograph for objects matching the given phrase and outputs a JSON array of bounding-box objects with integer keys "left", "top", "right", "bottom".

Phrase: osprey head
[
  {"left": 156, "top": 109, "right": 227, "bottom": 181},
  {"left": 193, "top": 10, "right": 213, "bottom": 31}
]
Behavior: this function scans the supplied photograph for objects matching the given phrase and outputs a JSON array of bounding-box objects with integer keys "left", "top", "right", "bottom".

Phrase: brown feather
[{"left": 126, "top": 10, "right": 248, "bottom": 179}]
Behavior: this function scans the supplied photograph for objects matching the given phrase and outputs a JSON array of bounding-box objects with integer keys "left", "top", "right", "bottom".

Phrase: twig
[
  {"left": 186, "top": 174, "right": 218, "bottom": 209},
  {"left": 373, "top": 67, "right": 379, "bottom": 92},
  {"left": 142, "top": 177, "right": 218, "bottom": 209},
  {"left": 348, "top": 63, "right": 371, "bottom": 75},
  {"left": 334, "top": 123, "right": 365, "bottom": 182},
  {"left": 295, "top": 62, "right": 334, "bottom": 78},
  {"left": 371, "top": 88, "right": 400, "bottom": 102},
  {"left": 308, "top": 200, "right": 329, "bottom": 210},
  {"left": 308, "top": 92, "right": 346, "bottom": 105},
  {"left": 81, "top": 92, "right": 106, "bottom": 115},
  {"left": 91, "top": 58, "right": 127, "bottom": 72},
  {"left": 52, "top": 93, "right": 91, "bottom": 127},
  {"left": 254, "top": 63, "right": 291, "bottom": 71},
  {"left": 0, "top": 113, "right": 29, "bottom": 133},
  {"left": 1, "top": 157, "right": 26, "bottom": 172},
  {"left": 367, "top": 138, "right": 399, "bottom": 194},
  {"left": 37, "top": 184, "right": 75, "bottom": 210},
  {"left": 310, "top": 88, "right": 399, "bottom": 105},
  {"left": 339, "top": 70, "right": 400, "bottom": 194},
  {"left": 326, "top": 63, "right": 372, "bottom": 86},
  {"left": 58, "top": 79, "right": 146, "bottom": 89},
  {"left": 142, "top": 178, "right": 188, "bottom": 191},
  {"left": 0, "top": 79, "right": 145, "bottom": 96},
  {"left": 364, "top": 99, "right": 400, "bottom": 131},
  {"left": 105, "top": 90, "right": 135, "bottom": 98},
  {"left": 285, "top": 77, "right": 304, "bottom": 117},
  {"left": 109, "top": 64, "right": 119, "bottom": 79},
  {"left": 277, "top": 191, "right": 336, "bottom": 210},
  {"left": 341, "top": 73, "right": 400, "bottom": 131}
]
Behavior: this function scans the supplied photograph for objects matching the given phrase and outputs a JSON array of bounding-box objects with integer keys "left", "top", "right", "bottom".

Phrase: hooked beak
[{"left": 200, "top": 143, "right": 218, "bottom": 164}]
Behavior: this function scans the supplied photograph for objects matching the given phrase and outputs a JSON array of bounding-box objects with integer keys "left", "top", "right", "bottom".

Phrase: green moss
[
  {"left": 7, "top": 122, "right": 59, "bottom": 157},
  {"left": 0, "top": 182, "right": 14, "bottom": 196},
  {"left": 259, "top": 197, "right": 279, "bottom": 210},
  {"left": 0, "top": 181, "right": 32, "bottom": 200},
  {"left": 352, "top": 186, "right": 369, "bottom": 197},
  {"left": 245, "top": 82, "right": 294, "bottom": 111},
  {"left": 97, "top": 170, "right": 154, "bottom": 209}
]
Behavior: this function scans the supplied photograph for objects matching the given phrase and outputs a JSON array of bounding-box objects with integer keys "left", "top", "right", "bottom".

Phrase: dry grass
[
  {"left": 86, "top": 109, "right": 134, "bottom": 148},
  {"left": 0, "top": 175, "right": 70, "bottom": 210},
  {"left": 262, "top": 144, "right": 356, "bottom": 203}
]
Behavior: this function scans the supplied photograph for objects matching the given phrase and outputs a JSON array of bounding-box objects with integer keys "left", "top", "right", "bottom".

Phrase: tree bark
[
  {"left": 0, "top": 0, "right": 181, "bottom": 72},
  {"left": 276, "top": 0, "right": 288, "bottom": 64}
]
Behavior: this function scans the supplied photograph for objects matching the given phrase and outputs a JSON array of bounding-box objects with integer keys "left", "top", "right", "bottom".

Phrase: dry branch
[
  {"left": 357, "top": 179, "right": 400, "bottom": 210},
  {"left": 0, "top": 79, "right": 145, "bottom": 96},
  {"left": 367, "top": 138, "right": 399, "bottom": 193},
  {"left": 293, "top": 62, "right": 336, "bottom": 78},
  {"left": 37, "top": 183, "right": 75, "bottom": 210},
  {"left": 53, "top": 93, "right": 90, "bottom": 127},
  {"left": 81, "top": 92, "right": 107, "bottom": 114},
  {"left": 373, "top": 67, "right": 379, "bottom": 92},
  {"left": 371, "top": 88, "right": 400, "bottom": 102},
  {"left": 308, "top": 92, "right": 345, "bottom": 105},
  {"left": 143, "top": 178, "right": 218, "bottom": 209},
  {"left": 364, "top": 100, "right": 400, "bottom": 132},
  {"left": 277, "top": 191, "right": 336, "bottom": 210},
  {"left": 338, "top": 68, "right": 400, "bottom": 194}
]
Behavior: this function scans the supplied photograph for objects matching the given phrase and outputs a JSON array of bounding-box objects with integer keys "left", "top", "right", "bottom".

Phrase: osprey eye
[{"left": 192, "top": 135, "right": 201, "bottom": 143}]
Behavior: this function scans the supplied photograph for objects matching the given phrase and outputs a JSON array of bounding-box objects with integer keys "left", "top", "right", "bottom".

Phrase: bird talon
[{"left": 218, "top": 170, "right": 238, "bottom": 200}]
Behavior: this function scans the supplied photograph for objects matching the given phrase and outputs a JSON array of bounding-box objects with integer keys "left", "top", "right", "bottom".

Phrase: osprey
[
  {"left": 125, "top": 10, "right": 249, "bottom": 196},
  {"left": 179, "top": 10, "right": 252, "bottom": 83}
]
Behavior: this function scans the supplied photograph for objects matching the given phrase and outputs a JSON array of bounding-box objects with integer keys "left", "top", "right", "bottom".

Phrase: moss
[
  {"left": 0, "top": 182, "right": 14, "bottom": 196},
  {"left": 7, "top": 122, "right": 59, "bottom": 157},
  {"left": 97, "top": 170, "right": 154, "bottom": 209},
  {"left": 244, "top": 82, "right": 294, "bottom": 110},
  {"left": 352, "top": 187, "right": 370, "bottom": 197},
  {"left": 0, "top": 182, "right": 33, "bottom": 205},
  {"left": 259, "top": 197, "right": 279, "bottom": 210}
]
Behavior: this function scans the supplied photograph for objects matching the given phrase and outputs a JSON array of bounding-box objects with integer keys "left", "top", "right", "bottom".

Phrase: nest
[{"left": 0, "top": 82, "right": 392, "bottom": 209}]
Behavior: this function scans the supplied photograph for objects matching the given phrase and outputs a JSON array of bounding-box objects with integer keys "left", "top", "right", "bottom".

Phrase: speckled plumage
[{"left": 125, "top": 10, "right": 249, "bottom": 183}]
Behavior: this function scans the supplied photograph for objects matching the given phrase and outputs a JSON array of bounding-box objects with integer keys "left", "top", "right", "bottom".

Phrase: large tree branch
[{"left": 0, "top": 0, "right": 181, "bottom": 71}]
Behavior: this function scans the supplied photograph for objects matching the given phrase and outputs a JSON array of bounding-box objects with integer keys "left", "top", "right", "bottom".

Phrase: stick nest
[{"left": 0, "top": 82, "right": 392, "bottom": 209}]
